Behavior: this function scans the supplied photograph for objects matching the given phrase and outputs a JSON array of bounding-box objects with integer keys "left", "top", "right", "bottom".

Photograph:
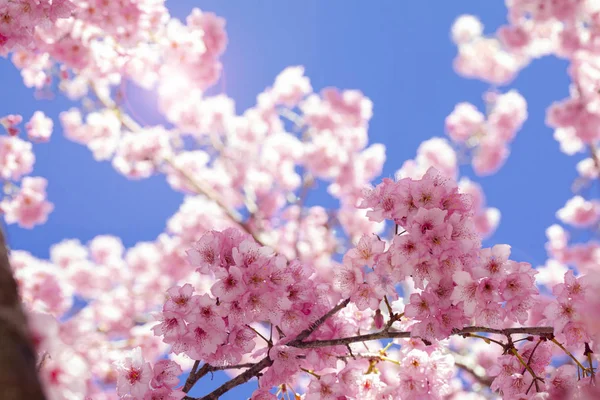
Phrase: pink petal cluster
[
  {"left": 542, "top": 270, "right": 590, "bottom": 346},
  {"left": 112, "top": 127, "right": 173, "bottom": 179},
  {"left": 556, "top": 195, "right": 600, "bottom": 227},
  {"left": 1, "top": 176, "right": 54, "bottom": 228},
  {"left": 458, "top": 178, "right": 501, "bottom": 239},
  {"left": 0, "top": 135, "right": 34, "bottom": 180},
  {"left": 1, "top": 1, "right": 600, "bottom": 399},
  {"left": 356, "top": 168, "right": 539, "bottom": 338},
  {"left": 114, "top": 347, "right": 185, "bottom": 399},
  {"left": 26, "top": 111, "right": 53, "bottom": 142},
  {"left": 396, "top": 137, "right": 458, "bottom": 181},
  {"left": 156, "top": 228, "right": 325, "bottom": 364},
  {"left": 0, "top": 113, "right": 23, "bottom": 136},
  {"left": 0, "top": 0, "right": 75, "bottom": 56},
  {"left": 451, "top": 13, "right": 527, "bottom": 86},
  {"left": 445, "top": 90, "right": 527, "bottom": 176}
]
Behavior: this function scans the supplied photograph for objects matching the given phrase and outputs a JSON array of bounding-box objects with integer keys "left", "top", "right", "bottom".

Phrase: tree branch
[
  {"left": 289, "top": 325, "right": 554, "bottom": 349},
  {"left": 183, "top": 357, "right": 274, "bottom": 400},
  {"left": 183, "top": 298, "right": 352, "bottom": 398},
  {"left": 455, "top": 360, "right": 494, "bottom": 387}
]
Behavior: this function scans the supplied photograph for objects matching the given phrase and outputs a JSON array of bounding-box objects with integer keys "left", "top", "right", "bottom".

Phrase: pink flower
[
  {"left": 164, "top": 284, "right": 195, "bottom": 316},
  {"left": 152, "top": 312, "right": 187, "bottom": 342},
  {"left": 186, "top": 231, "right": 223, "bottom": 272},
  {"left": 452, "top": 270, "right": 478, "bottom": 315},
  {"left": 271, "top": 66, "right": 312, "bottom": 107},
  {"left": 150, "top": 360, "right": 182, "bottom": 389},
  {"left": 445, "top": 102, "right": 485, "bottom": 143},
  {"left": 0, "top": 135, "right": 34, "bottom": 181},
  {"left": 332, "top": 261, "right": 364, "bottom": 297},
  {"left": 474, "top": 244, "right": 511, "bottom": 279},
  {"left": 548, "top": 365, "right": 577, "bottom": 399},
  {"left": 26, "top": 111, "right": 53, "bottom": 142},
  {"left": 454, "top": 37, "right": 522, "bottom": 85},
  {"left": 211, "top": 265, "right": 245, "bottom": 301},
  {"left": 497, "top": 24, "right": 531, "bottom": 50},
  {"left": 487, "top": 90, "right": 527, "bottom": 143},
  {"left": 305, "top": 373, "right": 342, "bottom": 399},
  {"left": 251, "top": 389, "right": 277, "bottom": 399},
  {"left": 556, "top": 196, "right": 600, "bottom": 227},
  {"left": 451, "top": 15, "right": 483, "bottom": 44},
  {"left": 89, "top": 235, "right": 125, "bottom": 264},
  {"left": 472, "top": 137, "right": 509, "bottom": 176},
  {"left": 2, "top": 177, "right": 54, "bottom": 228},
  {"left": 115, "top": 347, "right": 152, "bottom": 398},
  {"left": 144, "top": 387, "right": 186, "bottom": 400},
  {"left": 398, "top": 137, "right": 458, "bottom": 180},
  {"left": 184, "top": 321, "right": 227, "bottom": 359},
  {"left": 113, "top": 127, "right": 172, "bottom": 179},
  {"left": 186, "top": 9, "right": 228, "bottom": 57},
  {"left": 345, "top": 234, "right": 385, "bottom": 268}
]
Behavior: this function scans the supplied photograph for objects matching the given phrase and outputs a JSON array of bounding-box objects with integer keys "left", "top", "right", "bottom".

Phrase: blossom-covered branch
[{"left": 289, "top": 326, "right": 554, "bottom": 349}]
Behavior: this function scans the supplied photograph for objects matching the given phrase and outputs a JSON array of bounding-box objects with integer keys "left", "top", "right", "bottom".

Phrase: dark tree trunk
[{"left": 0, "top": 229, "right": 46, "bottom": 399}]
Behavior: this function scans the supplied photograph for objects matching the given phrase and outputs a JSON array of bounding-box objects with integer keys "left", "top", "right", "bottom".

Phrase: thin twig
[
  {"left": 551, "top": 338, "right": 589, "bottom": 375},
  {"left": 510, "top": 347, "right": 543, "bottom": 393},
  {"left": 454, "top": 360, "right": 494, "bottom": 387}
]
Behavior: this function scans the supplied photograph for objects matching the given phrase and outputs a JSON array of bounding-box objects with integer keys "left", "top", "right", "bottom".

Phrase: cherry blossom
[{"left": 0, "top": 1, "right": 599, "bottom": 399}]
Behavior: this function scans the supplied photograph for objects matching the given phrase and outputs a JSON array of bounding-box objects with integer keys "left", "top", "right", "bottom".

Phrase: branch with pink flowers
[
  {"left": 287, "top": 325, "right": 555, "bottom": 349},
  {"left": 177, "top": 294, "right": 556, "bottom": 399}
]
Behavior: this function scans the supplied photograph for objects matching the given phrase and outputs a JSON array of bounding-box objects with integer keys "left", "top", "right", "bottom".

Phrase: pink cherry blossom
[
  {"left": 271, "top": 66, "right": 312, "bottom": 107},
  {"left": 451, "top": 15, "right": 483, "bottom": 44},
  {"left": 1, "top": 2, "right": 600, "bottom": 399},
  {"left": 0, "top": 135, "right": 34, "bottom": 180},
  {"left": 445, "top": 102, "right": 485, "bottom": 143},
  {"left": 2, "top": 176, "right": 54, "bottom": 228},
  {"left": 556, "top": 196, "right": 600, "bottom": 227},
  {"left": 26, "top": 111, "right": 53, "bottom": 142},
  {"left": 115, "top": 347, "right": 152, "bottom": 398}
]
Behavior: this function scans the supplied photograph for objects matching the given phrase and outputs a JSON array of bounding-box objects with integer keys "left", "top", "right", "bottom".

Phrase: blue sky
[{"left": 0, "top": 1, "right": 582, "bottom": 398}]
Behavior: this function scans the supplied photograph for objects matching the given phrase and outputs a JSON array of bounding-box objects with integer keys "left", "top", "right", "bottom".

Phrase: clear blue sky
[{"left": 0, "top": 1, "right": 580, "bottom": 398}]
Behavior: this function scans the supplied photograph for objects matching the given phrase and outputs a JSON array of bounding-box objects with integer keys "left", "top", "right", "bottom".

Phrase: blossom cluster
[
  {"left": 114, "top": 348, "right": 185, "bottom": 400},
  {"left": 0, "top": 0, "right": 75, "bottom": 56},
  {"left": 156, "top": 227, "right": 326, "bottom": 364},
  {"left": 148, "top": 224, "right": 466, "bottom": 399},
  {"left": 450, "top": 2, "right": 600, "bottom": 170},
  {"left": 445, "top": 90, "right": 528, "bottom": 176},
  {"left": 2, "top": 1, "right": 600, "bottom": 399},
  {"left": 0, "top": 112, "right": 54, "bottom": 227},
  {"left": 355, "top": 168, "right": 539, "bottom": 338},
  {"left": 395, "top": 138, "right": 502, "bottom": 239}
]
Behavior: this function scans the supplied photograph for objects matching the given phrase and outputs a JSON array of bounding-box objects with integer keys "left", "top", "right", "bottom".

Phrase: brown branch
[
  {"left": 289, "top": 326, "right": 554, "bottom": 349},
  {"left": 0, "top": 228, "right": 47, "bottom": 399},
  {"left": 455, "top": 360, "right": 494, "bottom": 387},
  {"left": 182, "top": 361, "right": 202, "bottom": 393},
  {"left": 182, "top": 361, "right": 260, "bottom": 394},
  {"left": 183, "top": 357, "right": 274, "bottom": 400},
  {"left": 590, "top": 144, "right": 600, "bottom": 174},
  {"left": 178, "top": 292, "right": 553, "bottom": 399},
  {"left": 183, "top": 299, "right": 351, "bottom": 398}
]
